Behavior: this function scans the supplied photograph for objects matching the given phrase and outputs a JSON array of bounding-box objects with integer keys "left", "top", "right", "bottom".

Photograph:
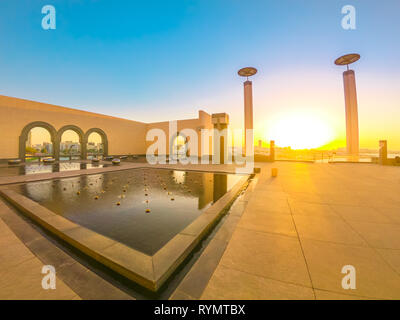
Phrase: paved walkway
[
  {"left": 201, "top": 162, "right": 400, "bottom": 299},
  {"left": 0, "top": 208, "right": 79, "bottom": 299}
]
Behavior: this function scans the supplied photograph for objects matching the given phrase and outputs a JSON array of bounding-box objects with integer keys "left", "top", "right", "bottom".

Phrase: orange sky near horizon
[
  {"left": 218, "top": 68, "right": 400, "bottom": 151},
  {"left": 27, "top": 67, "right": 400, "bottom": 152},
  {"left": 104, "top": 64, "right": 399, "bottom": 151}
]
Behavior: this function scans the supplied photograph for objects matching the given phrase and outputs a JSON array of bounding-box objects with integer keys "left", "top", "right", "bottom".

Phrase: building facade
[{"left": 0, "top": 95, "right": 215, "bottom": 161}]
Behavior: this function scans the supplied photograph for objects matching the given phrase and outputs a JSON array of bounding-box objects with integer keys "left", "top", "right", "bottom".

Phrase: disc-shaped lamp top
[
  {"left": 334, "top": 54, "right": 360, "bottom": 66},
  {"left": 238, "top": 67, "right": 258, "bottom": 77}
]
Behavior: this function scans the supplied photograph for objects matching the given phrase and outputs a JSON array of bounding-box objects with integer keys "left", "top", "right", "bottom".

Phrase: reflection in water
[
  {"left": 11, "top": 168, "right": 245, "bottom": 255},
  {"left": 0, "top": 162, "right": 111, "bottom": 177},
  {"left": 173, "top": 170, "right": 186, "bottom": 184},
  {"left": 213, "top": 174, "right": 228, "bottom": 203}
]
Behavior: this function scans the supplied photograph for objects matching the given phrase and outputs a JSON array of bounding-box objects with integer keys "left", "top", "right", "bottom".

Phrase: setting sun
[{"left": 268, "top": 113, "right": 334, "bottom": 149}]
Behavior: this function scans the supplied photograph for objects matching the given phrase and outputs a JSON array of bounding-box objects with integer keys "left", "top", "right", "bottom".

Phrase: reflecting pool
[{"left": 10, "top": 168, "right": 245, "bottom": 255}]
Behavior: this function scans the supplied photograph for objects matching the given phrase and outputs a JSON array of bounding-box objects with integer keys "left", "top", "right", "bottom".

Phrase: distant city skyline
[
  {"left": 27, "top": 127, "right": 103, "bottom": 146},
  {"left": 1, "top": 1, "right": 399, "bottom": 149}
]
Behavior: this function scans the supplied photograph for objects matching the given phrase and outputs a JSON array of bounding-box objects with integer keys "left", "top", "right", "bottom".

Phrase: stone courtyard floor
[
  {"left": 0, "top": 203, "right": 79, "bottom": 299},
  {"left": 1, "top": 161, "right": 400, "bottom": 299},
  {"left": 198, "top": 162, "right": 400, "bottom": 300}
]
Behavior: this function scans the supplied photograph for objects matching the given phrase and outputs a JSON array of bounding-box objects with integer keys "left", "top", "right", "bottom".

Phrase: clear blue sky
[{"left": 0, "top": 0, "right": 399, "bottom": 148}]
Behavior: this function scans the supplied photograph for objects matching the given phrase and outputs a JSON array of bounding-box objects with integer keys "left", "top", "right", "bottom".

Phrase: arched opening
[
  {"left": 59, "top": 129, "right": 82, "bottom": 160},
  {"left": 19, "top": 122, "right": 57, "bottom": 162},
  {"left": 86, "top": 132, "right": 104, "bottom": 159},
  {"left": 25, "top": 127, "right": 54, "bottom": 162},
  {"left": 84, "top": 128, "right": 108, "bottom": 159}
]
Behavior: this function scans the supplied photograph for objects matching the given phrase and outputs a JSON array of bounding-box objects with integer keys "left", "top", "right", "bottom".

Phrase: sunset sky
[{"left": 1, "top": 0, "right": 399, "bottom": 150}]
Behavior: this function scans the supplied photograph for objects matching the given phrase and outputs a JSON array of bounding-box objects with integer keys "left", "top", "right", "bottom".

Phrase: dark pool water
[
  {"left": 0, "top": 162, "right": 111, "bottom": 177},
  {"left": 10, "top": 168, "right": 244, "bottom": 255}
]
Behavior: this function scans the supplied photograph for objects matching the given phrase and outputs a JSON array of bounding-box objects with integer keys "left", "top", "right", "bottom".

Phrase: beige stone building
[{"left": 0, "top": 95, "right": 215, "bottom": 161}]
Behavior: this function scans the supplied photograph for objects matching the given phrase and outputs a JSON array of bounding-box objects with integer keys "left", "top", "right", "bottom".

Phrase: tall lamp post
[
  {"left": 335, "top": 53, "right": 361, "bottom": 156},
  {"left": 238, "top": 67, "right": 257, "bottom": 156}
]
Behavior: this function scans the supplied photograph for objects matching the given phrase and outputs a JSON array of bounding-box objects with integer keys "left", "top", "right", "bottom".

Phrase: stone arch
[
  {"left": 19, "top": 121, "right": 57, "bottom": 161},
  {"left": 170, "top": 131, "right": 188, "bottom": 159},
  {"left": 84, "top": 128, "right": 108, "bottom": 159},
  {"left": 56, "top": 125, "right": 85, "bottom": 160}
]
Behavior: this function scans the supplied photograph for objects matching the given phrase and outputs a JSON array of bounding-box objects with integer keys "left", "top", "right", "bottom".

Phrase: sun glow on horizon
[{"left": 267, "top": 113, "right": 334, "bottom": 150}]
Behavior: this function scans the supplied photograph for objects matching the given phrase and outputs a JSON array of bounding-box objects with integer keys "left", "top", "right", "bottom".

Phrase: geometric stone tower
[{"left": 335, "top": 54, "right": 361, "bottom": 155}]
